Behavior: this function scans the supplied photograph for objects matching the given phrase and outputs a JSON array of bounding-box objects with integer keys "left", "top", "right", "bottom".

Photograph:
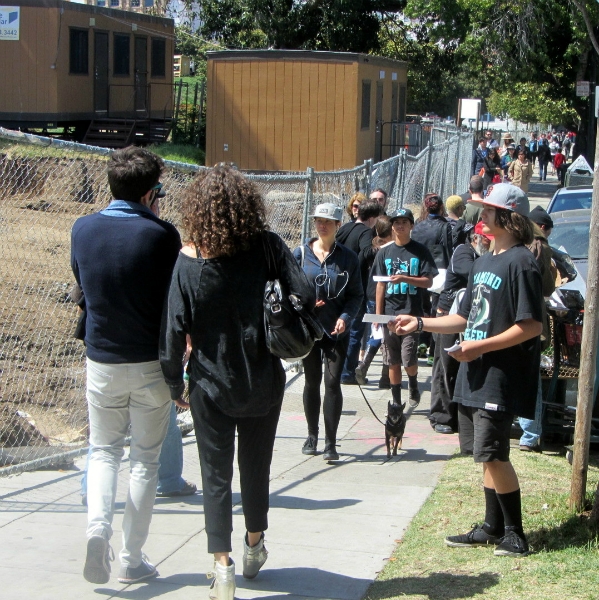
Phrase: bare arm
[
  {"left": 376, "top": 281, "right": 386, "bottom": 315},
  {"left": 389, "top": 273, "right": 434, "bottom": 289},
  {"left": 390, "top": 313, "right": 467, "bottom": 335}
]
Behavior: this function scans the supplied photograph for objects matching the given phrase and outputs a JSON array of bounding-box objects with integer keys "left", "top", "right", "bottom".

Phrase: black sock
[
  {"left": 496, "top": 489, "right": 524, "bottom": 536},
  {"left": 391, "top": 384, "right": 402, "bottom": 405},
  {"left": 482, "top": 486, "right": 504, "bottom": 535},
  {"left": 408, "top": 374, "right": 418, "bottom": 390}
]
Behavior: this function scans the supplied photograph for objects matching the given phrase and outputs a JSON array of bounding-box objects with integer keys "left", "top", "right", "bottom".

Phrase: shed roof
[{"left": 207, "top": 50, "right": 408, "bottom": 69}]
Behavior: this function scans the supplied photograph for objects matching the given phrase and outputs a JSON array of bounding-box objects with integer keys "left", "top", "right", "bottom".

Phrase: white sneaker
[
  {"left": 207, "top": 558, "right": 235, "bottom": 600},
  {"left": 242, "top": 533, "right": 268, "bottom": 579}
]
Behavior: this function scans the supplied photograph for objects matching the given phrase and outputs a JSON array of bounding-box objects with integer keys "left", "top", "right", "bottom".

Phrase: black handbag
[{"left": 263, "top": 234, "right": 324, "bottom": 361}]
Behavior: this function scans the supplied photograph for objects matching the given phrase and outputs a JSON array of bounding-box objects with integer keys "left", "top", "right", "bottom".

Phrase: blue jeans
[
  {"left": 518, "top": 375, "right": 543, "bottom": 447},
  {"left": 81, "top": 401, "right": 186, "bottom": 497},
  {"left": 341, "top": 301, "right": 367, "bottom": 382},
  {"left": 365, "top": 301, "right": 382, "bottom": 352},
  {"left": 538, "top": 160, "right": 548, "bottom": 181}
]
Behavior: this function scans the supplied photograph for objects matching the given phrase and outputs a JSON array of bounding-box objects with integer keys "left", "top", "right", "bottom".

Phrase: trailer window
[
  {"left": 361, "top": 80, "right": 371, "bottom": 130},
  {"left": 151, "top": 38, "right": 166, "bottom": 78},
  {"left": 69, "top": 29, "right": 89, "bottom": 75},
  {"left": 114, "top": 34, "right": 130, "bottom": 76},
  {"left": 110, "top": 0, "right": 119, "bottom": 6}
]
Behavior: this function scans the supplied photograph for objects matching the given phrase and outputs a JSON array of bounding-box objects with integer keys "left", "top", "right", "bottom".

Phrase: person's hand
[
  {"left": 449, "top": 340, "right": 484, "bottom": 362},
  {"left": 389, "top": 315, "right": 417, "bottom": 335},
  {"left": 183, "top": 334, "right": 192, "bottom": 364},
  {"left": 331, "top": 318, "right": 346, "bottom": 335},
  {"left": 174, "top": 397, "right": 190, "bottom": 409},
  {"left": 315, "top": 300, "right": 325, "bottom": 308},
  {"left": 389, "top": 274, "right": 405, "bottom": 284}
]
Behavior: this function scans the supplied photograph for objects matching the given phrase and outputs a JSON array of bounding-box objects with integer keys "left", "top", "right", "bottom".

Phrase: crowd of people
[
  {"left": 472, "top": 129, "right": 575, "bottom": 190},
  {"left": 72, "top": 144, "right": 555, "bottom": 599}
]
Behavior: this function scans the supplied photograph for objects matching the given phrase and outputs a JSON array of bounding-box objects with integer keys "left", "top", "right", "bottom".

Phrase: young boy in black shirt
[
  {"left": 390, "top": 184, "right": 543, "bottom": 557},
  {"left": 372, "top": 208, "right": 438, "bottom": 408}
]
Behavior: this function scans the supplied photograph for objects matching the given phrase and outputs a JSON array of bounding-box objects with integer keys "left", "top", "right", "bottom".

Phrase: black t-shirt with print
[
  {"left": 438, "top": 243, "right": 479, "bottom": 312},
  {"left": 372, "top": 240, "right": 438, "bottom": 317},
  {"left": 453, "top": 244, "right": 543, "bottom": 419}
]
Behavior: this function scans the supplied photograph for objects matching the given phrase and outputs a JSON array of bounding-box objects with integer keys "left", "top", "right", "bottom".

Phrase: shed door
[
  {"left": 94, "top": 32, "right": 109, "bottom": 114},
  {"left": 374, "top": 82, "right": 384, "bottom": 162},
  {"left": 134, "top": 37, "right": 148, "bottom": 115}
]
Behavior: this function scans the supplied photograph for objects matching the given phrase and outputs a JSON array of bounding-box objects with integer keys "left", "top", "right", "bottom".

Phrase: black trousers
[
  {"left": 189, "top": 381, "right": 282, "bottom": 554},
  {"left": 302, "top": 334, "right": 350, "bottom": 444},
  {"left": 429, "top": 331, "right": 460, "bottom": 430}
]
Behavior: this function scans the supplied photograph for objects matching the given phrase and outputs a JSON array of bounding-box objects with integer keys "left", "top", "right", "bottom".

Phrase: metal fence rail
[{"left": 0, "top": 126, "right": 473, "bottom": 476}]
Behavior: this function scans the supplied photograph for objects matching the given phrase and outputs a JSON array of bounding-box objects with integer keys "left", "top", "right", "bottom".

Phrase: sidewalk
[{"left": 0, "top": 357, "right": 459, "bottom": 600}]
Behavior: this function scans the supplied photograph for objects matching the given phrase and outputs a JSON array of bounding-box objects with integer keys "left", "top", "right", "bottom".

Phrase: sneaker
[
  {"left": 302, "top": 435, "right": 317, "bottom": 455},
  {"left": 408, "top": 387, "right": 421, "bottom": 408},
  {"left": 355, "top": 362, "right": 368, "bottom": 385},
  {"left": 417, "top": 343, "right": 428, "bottom": 358},
  {"left": 378, "top": 376, "right": 391, "bottom": 389},
  {"left": 519, "top": 444, "right": 541, "bottom": 453},
  {"left": 117, "top": 557, "right": 158, "bottom": 584},
  {"left": 243, "top": 533, "right": 268, "bottom": 579},
  {"left": 156, "top": 480, "right": 197, "bottom": 497},
  {"left": 445, "top": 524, "right": 501, "bottom": 548},
  {"left": 208, "top": 559, "right": 235, "bottom": 600},
  {"left": 323, "top": 443, "right": 339, "bottom": 461},
  {"left": 494, "top": 529, "right": 530, "bottom": 557},
  {"left": 83, "top": 534, "right": 114, "bottom": 584},
  {"left": 427, "top": 356, "right": 434, "bottom": 366},
  {"left": 434, "top": 424, "right": 454, "bottom": 434}
]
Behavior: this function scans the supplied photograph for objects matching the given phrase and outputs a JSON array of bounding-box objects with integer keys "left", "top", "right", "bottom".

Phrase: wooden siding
[
  {"left": 0, "top": 1, "right": 173, "bottom": 122},
  {"left": 207, "top": 57, "right": 361, "bottom": 171}
]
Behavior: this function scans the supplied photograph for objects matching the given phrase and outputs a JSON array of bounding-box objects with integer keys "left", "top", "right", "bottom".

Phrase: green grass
[
  {"left": 148, "top": 143, "right": 205, "bottom": 166},
  {"left": 364, "top": 448, "right": 599, "bottom": 600}
]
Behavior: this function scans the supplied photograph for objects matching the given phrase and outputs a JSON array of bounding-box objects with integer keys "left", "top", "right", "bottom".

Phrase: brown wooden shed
[
  {"left": 0, "top": 0, "right": 174, "bottom": 144},
  {"left": 206, "top": 50, "right": 408, "bottom": 172}
]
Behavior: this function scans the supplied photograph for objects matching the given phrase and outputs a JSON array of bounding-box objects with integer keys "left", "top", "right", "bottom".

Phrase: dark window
[
  {"left": 113, "top": 34, "right": 130, "bottom": 76},
  {"left": 96, "top": 0, "right": 106, "bottom": 5},
  {"left": 69, "top": 29, "right": 88, "bottom": 75},
  {"left": 151, "top": 38, "right": 166, "bottom": 77},
  {"left": 361, "top": 80, "right": 371, "bottom": 129},
  {"left": 110, "top": 0, "right": 119, "bottom": 6}
]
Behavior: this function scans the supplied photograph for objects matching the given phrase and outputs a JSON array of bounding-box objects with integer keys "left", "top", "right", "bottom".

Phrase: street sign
[{"left": 577, "top": 81, "right": 590, "bottom": 96}]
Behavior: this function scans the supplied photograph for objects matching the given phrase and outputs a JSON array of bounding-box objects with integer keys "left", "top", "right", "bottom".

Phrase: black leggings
[
  {"left": 302, "top": 334, "right": 349, "bottom": 444},
  {"left": 189, "top": 381, "right": 282, "bottom": 554}
]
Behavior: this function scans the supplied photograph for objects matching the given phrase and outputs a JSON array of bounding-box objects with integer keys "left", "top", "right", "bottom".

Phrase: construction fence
[{"left": 0, "top": 126, "right": 474, "bottom": 476}]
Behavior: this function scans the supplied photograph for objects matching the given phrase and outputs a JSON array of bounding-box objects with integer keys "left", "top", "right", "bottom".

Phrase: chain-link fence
[{"left": 0, "top": 126, "right": 473, "bottom": 476}]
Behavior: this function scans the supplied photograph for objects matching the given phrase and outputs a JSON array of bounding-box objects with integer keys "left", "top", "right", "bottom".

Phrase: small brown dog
[{"left": 385, "top": 401, "right": 406, "bottom": 457}]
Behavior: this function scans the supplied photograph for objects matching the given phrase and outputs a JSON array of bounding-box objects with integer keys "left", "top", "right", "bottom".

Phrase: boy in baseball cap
[{"left": 389, "top": 183, "right": 543, "bottom": 557}]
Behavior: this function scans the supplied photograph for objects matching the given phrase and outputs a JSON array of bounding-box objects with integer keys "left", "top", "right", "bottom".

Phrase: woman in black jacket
[
  {"left": 482, "top": 147, "right": 502, "bottom": 190},
  {"left": 161, "top": 165, "right": 314, "bottom": 600}
]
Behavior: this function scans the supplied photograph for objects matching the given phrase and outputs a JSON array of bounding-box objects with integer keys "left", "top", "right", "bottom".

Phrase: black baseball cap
[{"left": 389, "top": 208, "right": 415, "bottom": 224}]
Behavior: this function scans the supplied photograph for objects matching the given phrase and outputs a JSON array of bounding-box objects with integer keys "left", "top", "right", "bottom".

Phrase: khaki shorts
[{"left": 383, "top": 328, "right": 419, "bottom": 368}]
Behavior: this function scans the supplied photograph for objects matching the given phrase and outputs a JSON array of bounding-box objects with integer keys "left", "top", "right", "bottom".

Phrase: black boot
[
  {"left": 378, "top": 364, "right": 391, "bottom": 389},
  {"left": 355, "top": 346, "right": 378, "bottom": 385},
  {"left": 408, "top": 374, "right": 420, "bottom": 408}
]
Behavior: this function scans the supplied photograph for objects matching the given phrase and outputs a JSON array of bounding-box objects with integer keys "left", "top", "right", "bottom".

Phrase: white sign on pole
[
  {"left": 459, "top": 98, "right": 481, "bottom": 120},
  {"left": 576, "top": 81, "right": 590, "bottom": 97},
  {"left": 0, "top": 6, "right": 20, "bottom": 41}
]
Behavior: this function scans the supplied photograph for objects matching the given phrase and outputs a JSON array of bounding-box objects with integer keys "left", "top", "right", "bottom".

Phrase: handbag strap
[{"left": 262, "top": 231, "right": 277, "bottom": 280}]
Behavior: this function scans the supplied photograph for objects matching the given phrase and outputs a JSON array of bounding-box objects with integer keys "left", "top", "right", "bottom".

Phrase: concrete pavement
[{"left": 0, "top": 356, "right": 459, "bottom": 600}]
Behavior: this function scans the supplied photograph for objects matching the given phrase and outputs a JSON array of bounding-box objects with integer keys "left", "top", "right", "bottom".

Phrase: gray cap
[
  {"left": 470, "top": 183, "right": 530, "bottom": 216},
  {"left": 311, "top": 203, "right": 343, "bottom": 221}
]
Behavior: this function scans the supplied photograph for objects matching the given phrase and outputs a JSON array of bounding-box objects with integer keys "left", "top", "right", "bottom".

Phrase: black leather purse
[{"left": 263, "top": 234, "right": 324, "bottom": 361}]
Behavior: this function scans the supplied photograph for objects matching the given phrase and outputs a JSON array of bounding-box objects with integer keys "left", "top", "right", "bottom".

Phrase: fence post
[
  {"left": 453, "top": 133, "right": 462, "bottom": 194},
  {"left": 302, "top": 167, "right": 315, "bottom": 244},
  {"left": 440, "top": 140, "right": 450, "bottom": 200},
  {"left": 399, "top": 148, "right": 408, "bottom": 209},
  {"left": 364, "top": 159, "right": 373, "bottom": 195},
  {"left": 422, "top": 139, "right": 434, "bottom": 199}
]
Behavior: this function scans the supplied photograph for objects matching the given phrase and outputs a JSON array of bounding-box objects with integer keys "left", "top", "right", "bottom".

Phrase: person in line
[
  {"left": 519, "top": 206, "right": 556, "bottom": 452},
  {"left": 500, "top": 145, "right": 516, "bottom": 179},
  {"left": 72, "top": 147, "right": 182, "bottom": 585},
  {"left": 369, "top": 187, "right": 389, "bottom": 213},
  {"left": 372, "top": 208, "right": 438, "bottom": 409},
  {"left": 508, "top": 149, "right": 533, "bottom": 193},
  {"left": 445, "top": 195, "right": 470, "bottom": 248},
  {"left": 537, "top": 137, "right": 551, "bottom": 182},
  {"left": 461, "top": 175, "right": 485, "bottom": 225},
  {"left": 295, "top": 203, "right": 363, "bottom": 460},
  {"left": 471, "top": 138, "right": 488, "bottom": 177},
  {"left": 528, "top": 133, "right": 539, "bottom": 167},
  {"left": 390, "top": 184, "right": 542, "bottom": 558},
  {"left": 553, "top": 151, "right": 567, "bottom": 185},
  {"left": 498, "top": 133, "right": 514, "bottom": 158},
  {"left": 482, "top": 147, "right": 502, "bottom": 191},
  {"left": 355, "top": 216, "right": 394, "bottom": 385},
  {"left": 484, "top": 130, "right": 499, "bottom": 150},
  {"left": 428, "top": 222, "right": 491, "bottom": 436},
  {"left": 345, "top": 192, "right": 367, "bottom": 221},
  {"left": 161, "top": 165, "right": 315, "bottom": 600},
  {"left": 336, "top": 201, "right": 381, "bottom": 384}
]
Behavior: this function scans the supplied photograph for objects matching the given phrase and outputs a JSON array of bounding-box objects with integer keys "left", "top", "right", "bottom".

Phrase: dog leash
[{"left": 356, "top": 381, "right": 388, "bottom": 427}]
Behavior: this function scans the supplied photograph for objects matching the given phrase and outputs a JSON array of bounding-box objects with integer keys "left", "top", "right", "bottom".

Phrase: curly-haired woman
[
  {"left": 345, "top": 191, "right": 367, "bottom": 221},
  {"left": 160, "top": 165, "right": 314, "bottom": 600}
]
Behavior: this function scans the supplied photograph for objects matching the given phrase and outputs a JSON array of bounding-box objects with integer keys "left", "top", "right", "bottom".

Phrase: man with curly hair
[{"left": 72, "top": 146, "right": 182, "bottom": 586}]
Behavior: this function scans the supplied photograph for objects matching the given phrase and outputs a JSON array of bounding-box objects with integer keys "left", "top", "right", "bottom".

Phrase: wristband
[{"left": 416, "top": 317, "right": 424, "bottom": 332}]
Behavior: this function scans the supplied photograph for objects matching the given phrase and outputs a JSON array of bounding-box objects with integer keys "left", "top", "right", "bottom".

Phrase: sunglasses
[{"left": 352, "top": 203, "right": 360, "bottom": 209}]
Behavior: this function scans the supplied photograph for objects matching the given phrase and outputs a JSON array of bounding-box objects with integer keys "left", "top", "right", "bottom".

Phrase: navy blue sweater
[{"left": 71, "top": 200, "right": 181, "bottom": 364}]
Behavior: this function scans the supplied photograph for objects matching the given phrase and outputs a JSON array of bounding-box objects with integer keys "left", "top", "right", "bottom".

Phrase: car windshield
[
  {"left": 549, "top": 191, "right": 592, "bottom": 213},
  {"left": 550, "top": 219, "right": 590, "bottom": 260}
]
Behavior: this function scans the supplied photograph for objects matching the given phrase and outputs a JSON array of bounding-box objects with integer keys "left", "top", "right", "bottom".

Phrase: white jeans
[{"left": 86, "top": 358, "right": 171, "bottom": 567}]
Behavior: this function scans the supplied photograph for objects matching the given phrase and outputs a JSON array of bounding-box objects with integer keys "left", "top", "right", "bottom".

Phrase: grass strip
[{"left": 364, "top": 446, "right": 599, "bottom": 600}]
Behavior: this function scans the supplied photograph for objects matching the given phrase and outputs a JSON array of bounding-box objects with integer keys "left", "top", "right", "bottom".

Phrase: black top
[
  {"left": 335, "top": 221, "right": 374, "bottom": 258},
  {"left": 453, "top": 245, "right": 543, "bottom": 419},
  {"left": 160, "top": 231, "right": 315, "bottom": 417},
  {"left": 372, "top": 240, "right": 438, "bottom": 317},
  {"left": 293, "top": 240, "right": 363, "bottom": 339},
  {"left": 411, "top": 215, "right": 453, "bottom": 269},
  {"left": 71, "top": 201, "right": 181, "bottom": 364},
  {"left": 438, "top": 243, "right": 479, "bottom": 312}
]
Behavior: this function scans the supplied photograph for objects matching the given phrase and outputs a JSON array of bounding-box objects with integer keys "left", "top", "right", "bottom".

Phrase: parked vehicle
[{"left": 547, "top": 186, "right": 592, "bottom": 214}]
